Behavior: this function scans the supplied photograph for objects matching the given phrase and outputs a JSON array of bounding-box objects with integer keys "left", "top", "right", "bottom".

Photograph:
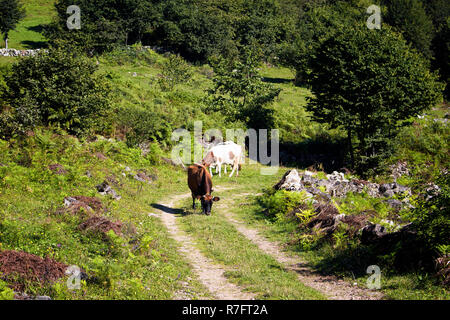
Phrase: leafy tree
[
  {"left": 154, "top": 0, "right": 237, "bottom": 62},
  {"left": 423, "top": 0, "right": 450, "bottom": 99},
  {"left": 1, "top": 45, "right": 112, "bottom": 137},
  {"left": 383, "top": 0, "right": 435, "bottom": 60},
  {"left": 157, "top": 53, "right": 193, "bottom": 91},
  {"left": 0, "top": 0, "right": 26, "bottom": 49},
  {"left": 206, "top": 46, "right": 281, "bottom": 129},
  {"left": 278, "top": 1, "right": 366, "bottom": 85},
  {"left": 306, "top": 25, "right": 444, "bottom": 175},
  {"left": 46, "top": 0, "right": 304, "bottom": 62},
  {"left": 47, "top": 0, "right": 161, "bottom": 54}
]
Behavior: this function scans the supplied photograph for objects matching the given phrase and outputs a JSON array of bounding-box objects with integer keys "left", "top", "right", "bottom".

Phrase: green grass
[
  {"left": 0, "top": 56, "right": 17, "bottom": 67},
  {"left": 173, "top": 164, "right": 325, "bottom": 299},
  {"left": 1, "top": 0, "right": 56, "bottom": 49},
  {"left": 0, "top": 129, "right": 211, "bottom": 299},
  {"left": 226, "top": 190, "right": 450, "bottom": 300}
]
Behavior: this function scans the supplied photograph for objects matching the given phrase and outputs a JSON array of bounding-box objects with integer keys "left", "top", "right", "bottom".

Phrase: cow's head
[
  {"left": 202, "top": 151, "right": 215, "bottom": 167},
  {"left": 201, "top": 194, "right": 220, "bottom": 215}
]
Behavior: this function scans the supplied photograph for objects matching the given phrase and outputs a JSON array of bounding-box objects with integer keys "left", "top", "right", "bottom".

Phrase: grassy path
[
  {"left": 153, "top": 164, "right": 383, "bottom": 300},
  {"left": 174, "top": 186, "right": 325, "bottom": 299},
  {"left": 218, "top": 195, "right": 383, "bottom": 300},
  {"left": 151, "top": 192, "right": 255, "bottom": 300}
]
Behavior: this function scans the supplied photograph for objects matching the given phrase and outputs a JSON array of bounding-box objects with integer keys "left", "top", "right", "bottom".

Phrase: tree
[
  {"left": 306, "top": 24, "right": 444, "bottom": 175},
  {"left": 0, "top": 0, "right": 26, "bottom": 49},
  {"left": 278, "top": 1, "right": 365, "bottom": 86},
  {"left": 47, "top": 0, "right": 161, "bottom": 54},
  {"left": 1, "top": 45, "right": 112, "bottom": 137},
  {"left": 206, "top": 46, "right": 281, "bottom": 129},
  {"left": 383, "top": 0, "right": 435, "bottom": 60},
  {"left": 423, "top": 0, "right": 450, "bottom": 99}
]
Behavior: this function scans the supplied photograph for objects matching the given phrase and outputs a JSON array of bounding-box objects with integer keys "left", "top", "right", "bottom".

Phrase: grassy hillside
[
  {"left": 94, "top": 46, "right": 327, "bottom": 148},
  {"left": 0, "top": 0, "right": 448, "bottom": 301},
  {"left": 1, "top": 0, "right": 56, "bottom": 49},
  {"left": 0, "top": 129, "right": 214, "bottom": 299}
]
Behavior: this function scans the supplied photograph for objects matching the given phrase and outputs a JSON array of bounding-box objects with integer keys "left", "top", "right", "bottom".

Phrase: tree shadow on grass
[
  {"left": 21, "top": 25, "right": 49, "bottom": 49},
  {"left": 261, "top": 77, "right": 293, "bottom": 84},
  {"left": 21, "top": 40, "right": 48, "bottom": 49}
]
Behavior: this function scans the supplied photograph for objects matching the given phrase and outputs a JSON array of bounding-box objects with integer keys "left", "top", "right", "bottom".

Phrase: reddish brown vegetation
[
  {"left": 0, "top": 250, "right": 68, "bottom": 292},
  {"left": 48, "top": 164, "right": 67, "bottom": 175},
  {"left": 78, "top": 216, "right": 123, "bottom": 236},
  {"left": 57, "top": 196, "right": 104, "bottom": 216}
]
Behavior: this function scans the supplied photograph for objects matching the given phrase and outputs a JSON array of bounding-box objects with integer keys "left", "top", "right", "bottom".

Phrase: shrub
[
  {"left": 413, "top": 174, "right": 450, "bottom": 254},
  {"left": 1, "top": 45, "right": 112, "bottom": 137},
  {"left": 157, "top": 53, "right": 193, "bottom": 91},
  {"left": 0, "top": 280, "right": 15, "bottom": 300},
  {"left": 259, "top": 189, "right": 311, "bottom": 222}
]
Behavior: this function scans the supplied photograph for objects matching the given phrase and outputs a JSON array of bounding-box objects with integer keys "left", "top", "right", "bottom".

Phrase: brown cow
[{"left": 187, "top": 164, "right": 220, "bottom": 215}]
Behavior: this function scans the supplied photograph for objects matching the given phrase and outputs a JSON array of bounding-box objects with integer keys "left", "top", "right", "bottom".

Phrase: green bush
[
  {"left": 157, "top": 53, "right": 193, "bottom": 91},
  {"left": 1, "top": 45, "right": 112, "bottom": 138},
  {"left": 259, "top": 189, "right": 311, "bottom": 222},
  {"left": 0, "top": 280, "right": 15, "bottom": 300},
  {"left": 413, "top": 174, "right": 450, "bottom": 253}
]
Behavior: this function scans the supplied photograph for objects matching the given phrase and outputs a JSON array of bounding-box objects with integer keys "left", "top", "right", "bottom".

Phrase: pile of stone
[
  {"left": 0, "top": 49, "right": 42, "bottom": 57},
  {"left": 389, "top": 161, "right": 410, "bottom": 181},
  {"left": 275, "top": 169, "right": 411, "bottom": 200},
  {"left": 96, "top": 181, "right": 121, "bottom": 200}
]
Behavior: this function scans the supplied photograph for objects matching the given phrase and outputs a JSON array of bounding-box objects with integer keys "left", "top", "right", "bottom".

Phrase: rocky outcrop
[
  {"left": 389, "top": 161, "right": 409, "bottom": 181},
  {"left": 96, "top": 181, "right": 121, "bottom": 200},
  {"left": 274, "top": 169, "right": 411, "bottom": 200}
]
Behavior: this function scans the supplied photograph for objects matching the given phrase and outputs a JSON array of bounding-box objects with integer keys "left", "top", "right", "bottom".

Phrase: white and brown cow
[{"left": 202, "top": 141, "right": 242, "bottom": 178}]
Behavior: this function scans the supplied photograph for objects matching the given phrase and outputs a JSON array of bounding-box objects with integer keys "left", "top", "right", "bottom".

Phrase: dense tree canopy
[
  {"left": 0, "top": 0, "right": 26, "bottom": 49},
  {"left": 1, "top": 45, "right": 112, "bottom": 137},
  {"left": 306, "top": 24, "right": 444, "bottom": 174},
  {"left": 383, "top": 0, "right": 435, "bottom": 60}
]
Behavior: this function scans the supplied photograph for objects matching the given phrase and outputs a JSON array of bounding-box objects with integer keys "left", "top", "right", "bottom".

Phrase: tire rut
[
  {"left": 152, "top": 192, "right": 255, "bottom": 300},
  {"left": 217, "top": 196, "right": 384, "bottom": 300}
]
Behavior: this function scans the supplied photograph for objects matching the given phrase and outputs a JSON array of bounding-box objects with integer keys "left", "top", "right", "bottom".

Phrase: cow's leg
[
  {"left": 218, "top": 163, "right": 222, "bottom": 177},
  {"left": 209, "top": 166, "right": 213, "bottom": 176},
  {"left": 229, "top": 164, "right": 236, "bottom": 177},
  {"left": 192, "top": 195, "right": 196, "bottom": 210},
  {"left": 229, "top": 159, "right": 238, "bottom": 177},
  {"left": 224, "top": 164, "right": 227, "bottom": 174}
]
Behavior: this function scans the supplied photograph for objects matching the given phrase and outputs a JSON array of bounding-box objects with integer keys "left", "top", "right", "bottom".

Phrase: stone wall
[{"left": 0, "top": 49, "right": 44, "bottom": 57}]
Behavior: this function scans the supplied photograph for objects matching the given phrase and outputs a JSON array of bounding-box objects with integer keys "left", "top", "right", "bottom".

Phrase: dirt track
[
  {"left": 218, "top": 196, "right": 384, "bottom": 300},
  {"left": 153, "top": 189, "right": 384, "bottom": 300},
  {"left": 152, "top": 192, "right": 255, "bottom": 300}
]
